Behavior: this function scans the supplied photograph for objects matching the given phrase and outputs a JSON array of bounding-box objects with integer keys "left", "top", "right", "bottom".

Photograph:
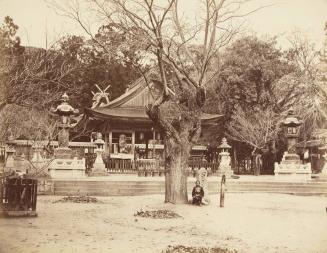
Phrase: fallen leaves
[
  {"left": 53, "top": 196, "right": 100, "bottom": 203},
  {"left": 134, "top": 209, "right": 182, "bottom": 219},
  {"left": 163, "top": 245, "right": 238, "bottom": 253}
]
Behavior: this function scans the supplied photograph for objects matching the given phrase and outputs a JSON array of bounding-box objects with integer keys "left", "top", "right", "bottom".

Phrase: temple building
[{"left": 76, "top": 75, "right": 223, "bottom": 161}]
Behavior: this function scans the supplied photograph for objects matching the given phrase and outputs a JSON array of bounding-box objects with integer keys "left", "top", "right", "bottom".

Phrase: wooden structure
[
  {"left": 1, "top": 176, "right": 38, "bottom": 217},
  {"left": 78, "top": 75, "right": 223, "bottom": 161}
]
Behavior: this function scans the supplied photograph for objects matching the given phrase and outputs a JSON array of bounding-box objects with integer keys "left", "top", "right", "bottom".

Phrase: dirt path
[{"left": 1, "top": 193, "right": 327, "bottom": 253}]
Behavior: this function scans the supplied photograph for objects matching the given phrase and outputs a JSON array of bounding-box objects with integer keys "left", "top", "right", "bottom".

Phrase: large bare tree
[{"left": 52, "top": 0, "right": 266, "bottom": 203}]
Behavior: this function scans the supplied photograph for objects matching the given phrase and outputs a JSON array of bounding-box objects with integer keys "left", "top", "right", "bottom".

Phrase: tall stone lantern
[
  {"left": 274, "top": 108, "right": 312, "bottom": 180},
  {"left": 48, "top": 93, "right": 85, "bottom": 178},
  {"left": 281, "top": 108, "right": 302, "bottom": 155},
  {"left": 218, "top": 137, "right": 233, "bottom": 177},
  {"left": 50, "top": 93, "right": 79, "bottom": 158}
]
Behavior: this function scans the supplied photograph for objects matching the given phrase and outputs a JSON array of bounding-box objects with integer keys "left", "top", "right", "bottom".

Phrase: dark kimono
[{"left": 192, "top": 185, "right": 204, "bottom": 205}]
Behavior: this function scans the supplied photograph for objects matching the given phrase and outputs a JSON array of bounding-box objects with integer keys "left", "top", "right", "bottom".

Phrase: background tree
[
  {"left": 0, "top": 16, "right": 24, "bottom": 111},
  {"left": 0, "top": 16, "right": 81, "bottom": 112},
  {"left": 57, "top": 27, "right": 142, "bottom": 109},
  {"left": 285, "top": 30, "right": 327, "bottom": 139},
  {"left": 203, "top": 35, "right": 307, "bottom": 174},
  {"left": 227, "top": 105, "right": 282, "bottom": 153},
  {"left": 0, "top": 16, "right": 141, "bottom": 143},
  {"left": 0, "top": 105, "right": 58, "bottom": 149},
  {"left": 206, "top": 32, "right": 327, "bottom": 174},
  {"left": 209, "top": 36, "right": 297, "bottom": 117}
]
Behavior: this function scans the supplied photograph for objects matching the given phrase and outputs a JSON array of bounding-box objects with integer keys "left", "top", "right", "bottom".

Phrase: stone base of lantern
[
  {"left": 54, "top": 148, "right": 73, "bottom": 159},
  {"left": 316, "top": 160, "right": 327, "bottom": 181},
  {"left": 274, "top": 152, "right": 311, "bottom": 181},
  {"left": 91, "top": 164, "right": 108, "bottom": 176},
  {"left": 90, "top": 148, "right": 108, "bottom": 176},
  {"left": 4, "top": 150, "right": 16, "bottom": 174},
  {"left": 217, "top": 151, "right": 233, "bottom": 178},
  {"left": 30, "top": 148, "right": 47, "bottom": 175},
  {"left": 321, "top": 167, "right": 327, "bottom": 175},
  {"left": 217, "top": 167, "right": 233, "bottom": 178},
  {"left": 48, "top": 157, "right": 86, "bottom": 179}
]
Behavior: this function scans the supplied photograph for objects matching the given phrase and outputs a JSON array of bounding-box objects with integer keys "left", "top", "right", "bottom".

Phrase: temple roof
[
  {"left": 85, "top": 106, "right": 222, "bottom": 125},
  {"left": 85, "top": 74, "right": 223, "bottom": 125}
]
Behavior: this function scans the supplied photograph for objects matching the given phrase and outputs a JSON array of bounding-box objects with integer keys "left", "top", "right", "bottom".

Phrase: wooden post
[
  {"left": 152, "top": 129, "right": 156, "bottom": 158},
  {"left": 108, "top": 131, "right": 112, "bottom": 154},
  {"left": 104, "top": 133, "right": 109, "bottom": 155},
  {"left": 145, "top": 139, "right": 149, "bottom": 159},
  {"left": 0, "top": 178, "right": 3, "bottom": 211},
  {"left": 132, "top": 131, "right": 135, "bottom": 152},
  {"left": 220, "top": 175, "right": 226, "bottom": 207}
]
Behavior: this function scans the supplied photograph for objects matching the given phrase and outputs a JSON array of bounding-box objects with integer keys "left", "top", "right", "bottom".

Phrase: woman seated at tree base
[{"left": 192, "top": 180, "right": 204, "bottom": 206}]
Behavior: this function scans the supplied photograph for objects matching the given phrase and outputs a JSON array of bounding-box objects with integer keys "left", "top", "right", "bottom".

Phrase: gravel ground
[{"left": 0, "top": 193, "right": 327, "bottom": 253}]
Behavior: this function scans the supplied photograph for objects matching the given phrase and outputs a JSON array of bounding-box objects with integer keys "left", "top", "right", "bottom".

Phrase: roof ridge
[{"left": 100, "top": 69, "right": 158, "bottom": 109}]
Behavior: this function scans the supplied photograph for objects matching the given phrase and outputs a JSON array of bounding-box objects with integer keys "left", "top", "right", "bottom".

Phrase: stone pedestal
[
  {"left": 54, "top": 147, "right": 73, "bottom": 159},
  {"left": 4, "top": 148, "right": 15, "bottom": 173},
  {"left": 49, "top": 147, "right": 86, "bottom": 179},
  {"left": 218, "top": 151, "right": 233, "bottom": 178},
  {"left": 274, "top": 152, "right": 312, "bottom": 181},
  {"left": 91, "top": 148, "right": 107, "bottom": 176},
  {"left": 49, "top": 157, "right": 85, "bottom": 179},
  {"left": 31, "top": 145, "right": 46, "bottom": 172},
  {"left": 317, "top": 153, "right": 327, "bottom": 179},
  {"left": 275, "top": 109, "right": 310, "bottom": 180},
  {"left": 14, "top": 156, "right": 32, "bottom": 175}
]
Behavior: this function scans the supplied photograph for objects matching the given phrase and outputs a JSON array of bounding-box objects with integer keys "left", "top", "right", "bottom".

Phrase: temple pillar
[
  {"left": 104, "top": 132, "right": 109, "bottom": 154},
  {"left": 152, "top": 129, "right": 156, "bottom": 158},
  {"left": 109, "top": 131, "right": 112, "bottom": 154}
]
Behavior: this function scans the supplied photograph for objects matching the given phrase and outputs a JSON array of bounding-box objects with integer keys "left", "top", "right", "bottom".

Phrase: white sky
[{"left": 0, "top": 0, "right": 326, "bottom": 50}]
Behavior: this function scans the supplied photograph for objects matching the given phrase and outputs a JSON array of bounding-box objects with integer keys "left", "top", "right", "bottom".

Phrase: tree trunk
[
  {"left": 0, "top": 101, "right": 8, "bottom": 112},
  {"left": 164, "top": 136, "right": 190, "bottom": 204}
]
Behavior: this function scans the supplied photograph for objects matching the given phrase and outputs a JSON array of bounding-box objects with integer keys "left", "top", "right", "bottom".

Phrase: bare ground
[{"left": 0, "top": 193, "right": 327, "bottom": 253}]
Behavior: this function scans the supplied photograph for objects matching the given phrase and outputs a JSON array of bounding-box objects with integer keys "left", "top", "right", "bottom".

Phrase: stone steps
[{"left": 52, "top": 180, "right": 327, "bottom": 196}]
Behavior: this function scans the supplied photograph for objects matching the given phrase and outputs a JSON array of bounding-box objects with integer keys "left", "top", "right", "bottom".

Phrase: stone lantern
[
  {"left": 92, "top": 132, "right": 107, "bottom": 175},
  {"left": 218, "top": 137, "right": 231, "bottom": 153},
  {"left": 274, "top": 108, "right": 311, "bottom": 180},
  {"left": 94, "top": 133, "right": 105, "bottom": 150},
  {"left": 217, "top": 137, "right": 233, "bottom": 177},
  {"left": 50, "top": 93, "right": 79, "bottom": 158},
  {"left": 281, "top": 108, "right": 302, "bottom": 154},
  {"left": 48, "top": 93, "right": 85, "bottom": 179}
]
